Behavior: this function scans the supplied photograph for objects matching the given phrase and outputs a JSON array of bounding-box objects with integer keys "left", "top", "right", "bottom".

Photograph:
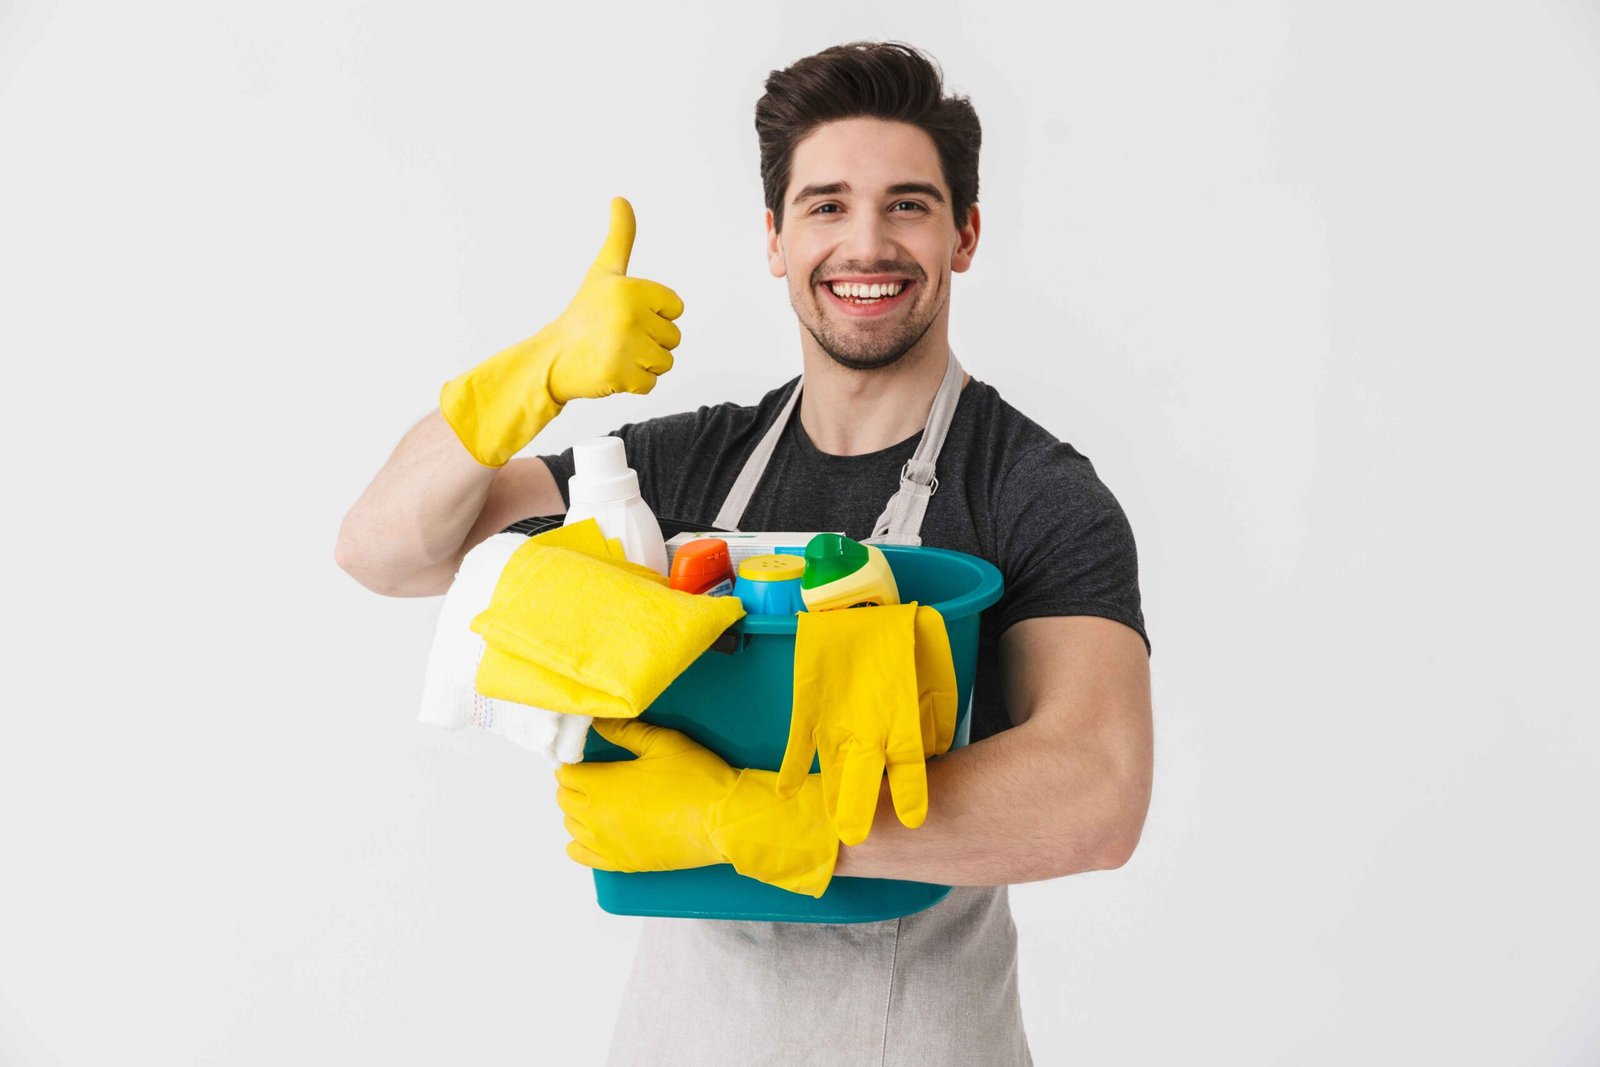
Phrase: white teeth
[{"left": 828, "top": 281, "right": 904, "bottom": 300}]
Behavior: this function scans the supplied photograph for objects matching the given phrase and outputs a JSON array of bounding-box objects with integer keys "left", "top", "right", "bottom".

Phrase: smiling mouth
[{"left": 820, "top": 279, "right": 915, "bottom": 307}]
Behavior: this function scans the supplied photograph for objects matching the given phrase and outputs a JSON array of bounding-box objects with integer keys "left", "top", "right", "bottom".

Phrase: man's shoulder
[
  {"left": 956, "top": 378, "right": 1097, "bottom": 481},
  {"left": 960, "top": 378, "right": 1061, "bottom": 447}
]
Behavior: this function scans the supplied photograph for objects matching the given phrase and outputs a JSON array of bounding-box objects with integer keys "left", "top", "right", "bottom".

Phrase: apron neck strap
[
  {"left": 711, "top": 349, "right": 966, "bottom": 547},
  {"left": 864, "top": 349, "right": 965, "bottom": 546}
]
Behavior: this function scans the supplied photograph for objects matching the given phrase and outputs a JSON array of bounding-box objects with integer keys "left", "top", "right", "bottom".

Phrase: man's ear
[
  {"left": 951, "top": 203, "right": 981, "bottom": 273},
  {"left": 765, "top": 209, "right": 787, "bottom": 278}
]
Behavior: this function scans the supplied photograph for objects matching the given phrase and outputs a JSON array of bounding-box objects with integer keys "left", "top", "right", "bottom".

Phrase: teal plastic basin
[{"left": 582, "top": 544, "right": 1004, "bottom": 923}]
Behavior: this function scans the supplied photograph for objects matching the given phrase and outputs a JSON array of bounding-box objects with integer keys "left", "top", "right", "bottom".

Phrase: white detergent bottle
[{"left": 563, "top": 436, "right": 669, "bottom": 575}]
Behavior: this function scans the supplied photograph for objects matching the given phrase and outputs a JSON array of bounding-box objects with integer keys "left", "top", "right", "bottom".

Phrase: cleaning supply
[
  {"left": 585, "top": 543, "right": 1003, "bottom": 923},
  {"left": 734, "top": 554, "right": 807, "bottom": 616},
  {"left": 418, "top": 519, "right": 663, "bottom": 763},
  {"left": 470, "top": 543, "right": 745, "bottom": 719},
  {"left": 438, "top": 197, "right": 684, "bottom": 468},
  {"left": 668, "top": 538, "right": 734, "bottom": 596},
  {"left": 666, "top": 531, "right": 840, "bottom": 570},
  {"left": 912, "top": 604, "right": 959, "bottom": 760},
  {"left": 800, "top": 533, "right": 901, "bottom": 612},
  {"left": 522, "top": 514, "right": 667, "bottom": 584},
  {"left": 564, "top": 436, "right": 669, "bottom": 575},
  {"left": 418, "top": 532, "right": 592, "bottom": 764},
  {"left": 558, "top": 719, "right": 838, "bottom": 898},
  {"left": 780, "top": 602, "right": 959, "bottom": 846}
]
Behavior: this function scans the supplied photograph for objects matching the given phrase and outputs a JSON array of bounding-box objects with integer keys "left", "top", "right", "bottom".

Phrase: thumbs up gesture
[
  {"left": 439, "top": 197, "right": 687, "bottom": 468},
  {"left": 544, "top": 197, "right": 686, "bottom": 404}
]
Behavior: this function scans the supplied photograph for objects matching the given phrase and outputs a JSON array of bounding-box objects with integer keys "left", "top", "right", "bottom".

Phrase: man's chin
[
  {"left": 805, "top": 318, "right": 934, "bottom": 373},
  {"left": 818, "top": 344, "right": 914, "bottom": 372}
]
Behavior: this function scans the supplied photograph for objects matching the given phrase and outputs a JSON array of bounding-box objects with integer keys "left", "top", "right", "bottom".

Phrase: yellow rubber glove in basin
[{"left": 780, "top": 603, "right": 958, "bottom": 846}]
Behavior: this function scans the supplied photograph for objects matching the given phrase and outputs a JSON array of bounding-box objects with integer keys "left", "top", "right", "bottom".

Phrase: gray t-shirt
[{"left": 539, "top": 374, "right": 1149, "bottom": 744}]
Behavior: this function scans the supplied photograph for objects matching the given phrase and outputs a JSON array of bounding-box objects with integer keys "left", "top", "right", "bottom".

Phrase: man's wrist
[{"left": 438, "top": 335, "right": 566, "bottom": 468}]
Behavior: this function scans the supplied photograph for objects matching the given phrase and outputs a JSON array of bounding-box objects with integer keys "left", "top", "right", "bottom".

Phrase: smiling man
[
  {"left": 337, "top": 40, "right": 1152, "bottom": 1066},
  {"left": 777, "top": 118, "right": 969, "bottom": 374}
]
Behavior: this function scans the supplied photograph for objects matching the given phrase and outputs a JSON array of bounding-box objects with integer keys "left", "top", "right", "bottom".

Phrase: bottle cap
[
  {"left": 569, "top": 435, "right": 639, "bottom": 504},
  {"left": 738, "top": 554, "right": 805, "bottom": 583},
  {"left": 801, "top": 533, "right": 869, "bottom": 589},
  {"left": 670, "top": 538, "right": 733, "bottom": 590}
]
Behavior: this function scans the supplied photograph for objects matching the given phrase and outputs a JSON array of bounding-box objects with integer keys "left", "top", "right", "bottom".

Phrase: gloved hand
[
  {"left": 556, "top": 719, "right": 838, "bottom": 898},
  {"left": 779, "top": 603, "right": 958, "bottom": 846},
  {"left": 439, "top": 197, "right": 685, "bottom": 467}
]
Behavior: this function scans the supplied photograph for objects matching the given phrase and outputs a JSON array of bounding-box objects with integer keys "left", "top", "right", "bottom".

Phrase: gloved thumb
[
  {"left": 592, "top": 716, "right": 678, "bottom": 758},
  {"left": 590, "top": 196, "right": 636, "bottom": 276}
]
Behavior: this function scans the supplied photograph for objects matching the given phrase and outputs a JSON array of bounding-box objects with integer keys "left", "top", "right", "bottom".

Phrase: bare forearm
[
  {"left": 335, "top": 410, "right": 498, "bottom": 595},
  {"left": 832, "top": 718, "right": 1136, "bottom": 885}
]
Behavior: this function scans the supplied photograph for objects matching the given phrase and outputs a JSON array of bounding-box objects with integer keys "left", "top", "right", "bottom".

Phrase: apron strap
[
  {"left": 864, "top": 350, "right": 965, "bottom": 547},
  {"left": 710, "top": 350, "right": 965, "bottom": 546},
  {"left": 711, "top": 377, "right": 803, "bottom": 533}
]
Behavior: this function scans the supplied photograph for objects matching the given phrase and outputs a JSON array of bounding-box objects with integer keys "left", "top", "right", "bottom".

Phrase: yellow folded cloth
[
  {"left": 780, "top": 603, "right": 958, "bottom": 846},
  {"left": 526, "top": 517, "right": 612, "bottom": 556},
  {"left": 470, "top": 542, "right": 744, "bottom": 719},
  {"left": 524, "top": 518, "right": 668, "bottom": 585}
]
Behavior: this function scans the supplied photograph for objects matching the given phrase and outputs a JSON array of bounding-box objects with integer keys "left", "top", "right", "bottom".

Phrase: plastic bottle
[
  {"left": 563, "top": 436, "right": 669, "bottom": 575},
  {"left": 733, "top": 554, "right": 807, "bottom": 616},
  {"left": 800, "top": 533, "right": 901, "bottom": 611}
]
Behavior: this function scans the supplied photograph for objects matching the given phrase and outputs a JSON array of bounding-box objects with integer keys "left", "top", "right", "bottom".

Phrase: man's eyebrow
[
  {"left": 885, "top": 182, "right": 945, "bottom": 203},
  {"left": 789, "top": 180, "right": 947, "bottom": 205},
  {"left": 791, "top": 181, "right": 849, "bottom": 205}
]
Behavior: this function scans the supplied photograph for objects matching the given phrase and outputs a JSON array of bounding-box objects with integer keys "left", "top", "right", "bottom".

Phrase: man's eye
[
  {"left": 813, "top": 203, "right": 840, "bottom": 214},
  {"left": 892, "top": 201, "right": 926, "bottom": 212}
]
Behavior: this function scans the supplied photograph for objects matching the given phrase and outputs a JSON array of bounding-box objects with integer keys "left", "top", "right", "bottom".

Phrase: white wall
[{"left": 2, "top": 1, "right": 1597, "bottom": 1063}]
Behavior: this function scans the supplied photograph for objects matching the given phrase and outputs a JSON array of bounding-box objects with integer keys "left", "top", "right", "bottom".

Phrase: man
[{"left": 337, "top": 40, "right": 1152, "bottom": 1066}]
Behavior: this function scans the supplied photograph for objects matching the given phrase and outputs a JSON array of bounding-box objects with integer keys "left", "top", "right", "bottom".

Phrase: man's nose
[{"left": 837, "top": 210, "right": 899, "bottom": 264}]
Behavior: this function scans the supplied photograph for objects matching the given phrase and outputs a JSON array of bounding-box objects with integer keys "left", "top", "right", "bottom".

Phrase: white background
[{"left": 2, "top": 1, "right": 1597, "bottom": 1063}]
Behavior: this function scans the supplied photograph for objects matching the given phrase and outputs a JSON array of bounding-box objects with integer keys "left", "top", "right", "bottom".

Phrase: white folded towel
[{"left": 418, "top": 531, "right": 591, "bottom": 764}]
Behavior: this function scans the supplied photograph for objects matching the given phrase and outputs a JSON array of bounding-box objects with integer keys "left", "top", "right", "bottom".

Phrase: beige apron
[{"left": 606, "top": 350, "right": 1033, "bottom": 1066}]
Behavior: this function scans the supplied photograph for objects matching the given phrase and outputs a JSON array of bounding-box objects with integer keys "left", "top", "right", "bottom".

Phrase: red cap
[{"left": 669, "top": 538, "right": 734, "bottom": 593}]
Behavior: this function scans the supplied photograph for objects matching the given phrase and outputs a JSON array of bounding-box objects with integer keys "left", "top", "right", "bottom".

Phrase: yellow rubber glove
[
  {"left": 914, "top": 604, "right": 959, "bottom": 759},
  {"left": 439, "top": 197, "right": 685, "bottom": 467},
  {"left": 556, "top": 719, "right": 839, "bottom": 898},
  {"left": 780, "top": 604, "right": 958, "bottom": 847}
]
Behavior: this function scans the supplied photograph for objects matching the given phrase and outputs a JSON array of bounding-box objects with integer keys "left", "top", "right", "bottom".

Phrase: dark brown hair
[{"left": 755, "top": 41, "right": 981, "bottom": 234}]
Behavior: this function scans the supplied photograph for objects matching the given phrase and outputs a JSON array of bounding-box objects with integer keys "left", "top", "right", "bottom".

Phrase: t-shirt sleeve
[
  {"left": 990, "top": 442, "right": 1151, "bottom": 655},
  {"left": 536, "top": 409, "right": 706, "bottom": 518}
]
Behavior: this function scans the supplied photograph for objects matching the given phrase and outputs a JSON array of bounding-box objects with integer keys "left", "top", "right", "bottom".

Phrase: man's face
[{"left": 766, "top": 117, "right": 980, "bottom": 372}]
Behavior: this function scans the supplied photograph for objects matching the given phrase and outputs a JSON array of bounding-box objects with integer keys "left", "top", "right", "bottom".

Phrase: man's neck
[{"left": 796, "top": 332, "right": 968, "bottom": 457}]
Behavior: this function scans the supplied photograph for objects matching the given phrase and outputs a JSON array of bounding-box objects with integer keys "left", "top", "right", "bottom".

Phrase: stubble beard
[{"left": 797, "top": 274, "right": 947, "bottom": 372}]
